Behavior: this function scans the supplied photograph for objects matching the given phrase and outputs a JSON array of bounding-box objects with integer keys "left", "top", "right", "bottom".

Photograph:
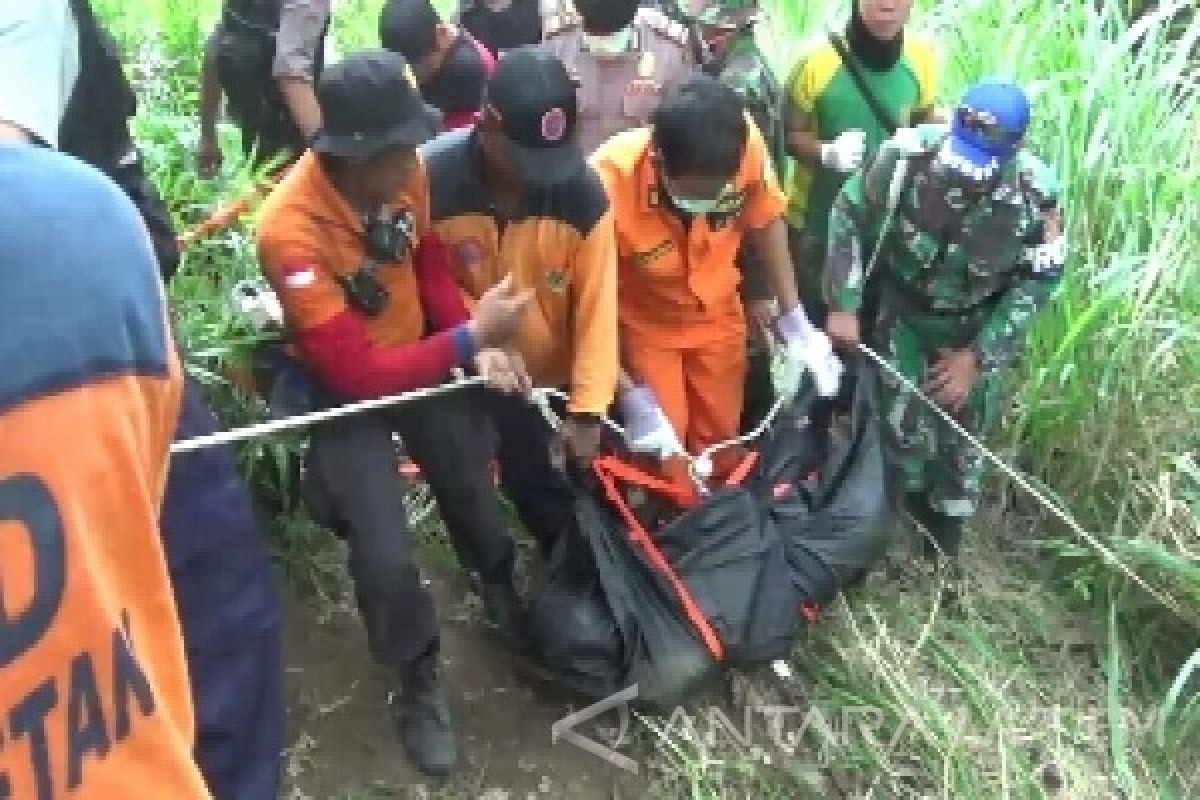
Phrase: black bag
[
  {"left": 654, "top": 485, "right": 804, "bottom": 667},
  {"left": 527, "top": 471, "right": 719, "bottom": 711},
  {"left": 764, "top": 364, "right": 894, "bottom": 605}
]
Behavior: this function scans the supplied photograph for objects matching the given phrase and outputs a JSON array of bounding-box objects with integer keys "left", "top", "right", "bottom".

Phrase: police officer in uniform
[
  {"left": 198, "top": 0, "right": 333, "bottom": 175},
  {"left": 541, "top": 0, "right": 694, "bottom": 155}
]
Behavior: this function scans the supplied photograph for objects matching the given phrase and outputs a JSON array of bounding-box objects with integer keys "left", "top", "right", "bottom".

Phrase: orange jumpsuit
[{"left": 590, "top": 120, "right": 788, "bottom": 494}]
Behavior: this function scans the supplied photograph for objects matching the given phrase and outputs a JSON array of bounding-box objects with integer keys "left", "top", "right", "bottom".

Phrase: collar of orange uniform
[{"left": 298, "top": 151, "right": 370, "bottom": 240}]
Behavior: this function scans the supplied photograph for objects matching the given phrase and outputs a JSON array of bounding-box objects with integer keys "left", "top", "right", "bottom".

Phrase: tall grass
[{"left": 91, "top": 0, "right": 1199, "bottom": 795}]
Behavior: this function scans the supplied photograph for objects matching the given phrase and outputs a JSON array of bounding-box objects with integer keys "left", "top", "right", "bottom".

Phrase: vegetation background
[{"left": 91, "top": 0, "right": 1198, "bottom": 796}]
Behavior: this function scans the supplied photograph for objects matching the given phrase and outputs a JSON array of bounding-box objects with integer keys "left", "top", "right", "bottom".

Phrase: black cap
[
  {"left": 484, "top": 46, "right": 583, "bottom": 185},
  {"left": 380, "top": 0, "right": 441, "bottom": 66},
  {"left": 312, "top": 49, "right": 441, "bottom": 159}
]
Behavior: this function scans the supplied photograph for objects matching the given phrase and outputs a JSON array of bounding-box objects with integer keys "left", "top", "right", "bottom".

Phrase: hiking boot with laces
[{"left": 395, "top": 652, "right": 459, "bottom": 777}]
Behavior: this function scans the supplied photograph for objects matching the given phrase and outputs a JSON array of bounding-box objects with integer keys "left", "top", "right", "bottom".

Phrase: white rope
[
  {"left": 170, "top": 375, "right": 486, "bottom": 454},
  {"left": 857, "top": 342, "right": 1185, "bottom": 619}
]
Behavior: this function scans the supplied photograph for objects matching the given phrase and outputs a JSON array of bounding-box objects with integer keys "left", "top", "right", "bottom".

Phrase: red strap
[
  {"left": 724, "top": 450, "right": 760, "bottom": 487},
  {"left": 591, "top": 460, "right": 725, "bottom": 661},
  {"left": 593, "top": 455, "right": 697, "bottom": 508}
]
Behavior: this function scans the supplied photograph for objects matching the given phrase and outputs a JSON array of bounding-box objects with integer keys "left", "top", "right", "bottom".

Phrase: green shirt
[{"left": 784, "top": 33, "right": 939, "bottom": 249}]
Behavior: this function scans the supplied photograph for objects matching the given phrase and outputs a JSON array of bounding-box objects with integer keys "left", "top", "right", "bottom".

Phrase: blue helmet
[{"left": 946, "top": 78, "right": 1030, "bottom": 175}]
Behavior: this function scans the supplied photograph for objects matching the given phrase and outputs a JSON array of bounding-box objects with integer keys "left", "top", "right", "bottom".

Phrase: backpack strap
[{"left": 828, "top": 32, "right": 899, "bottom": 135}]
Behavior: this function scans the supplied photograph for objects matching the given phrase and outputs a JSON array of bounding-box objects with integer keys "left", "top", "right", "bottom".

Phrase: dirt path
[{"left": 280, "top": 557, "right": 649, "bottom": 799}]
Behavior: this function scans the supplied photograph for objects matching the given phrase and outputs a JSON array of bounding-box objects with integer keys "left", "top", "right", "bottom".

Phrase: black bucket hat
[{"left": 312, "top": 49, "right": 442, "bottom": 159}]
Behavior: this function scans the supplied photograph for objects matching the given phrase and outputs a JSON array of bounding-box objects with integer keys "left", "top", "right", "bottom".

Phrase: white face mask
[{"left": 582, "top": 27, "right": 634, "bottom": 56}]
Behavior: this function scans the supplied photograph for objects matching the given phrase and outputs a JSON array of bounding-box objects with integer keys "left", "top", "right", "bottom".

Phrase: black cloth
[
  {"left": 459, "top": 0, "right": 542, "bottom": 58},
  {"left": 59, "top": 0, "right": 181, "bottom": 282},
  {"left": 303, "top": 389, "right": 517, "bottom": 670},
  {"left": 845, "top": 4, "right": 904, "bottom": 71},
  {"left": 108, "top": 155, "right": 182, "bottom": 282},
  {"left": 422, "top": 32, "right": 488, "bottom": 119}
]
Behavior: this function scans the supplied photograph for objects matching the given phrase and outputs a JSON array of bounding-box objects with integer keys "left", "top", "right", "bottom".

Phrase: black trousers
[
  {"left": 483, "top": 392, "right": 575, "bottom": 558},
  {"left": 304, "top": 389, "right": 517, "bottom": 671}
]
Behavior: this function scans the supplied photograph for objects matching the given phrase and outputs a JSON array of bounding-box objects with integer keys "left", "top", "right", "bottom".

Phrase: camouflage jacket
[
  {"left": 713, "top": 31, "right": 786, "bottom": 182},
  {"left": 825, "top": 123, "right": 1065, "bottom": 373}
]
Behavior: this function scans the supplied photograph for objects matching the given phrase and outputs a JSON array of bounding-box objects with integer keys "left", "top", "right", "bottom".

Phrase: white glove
[
  {"left": 773, "top": 305, "right": 844, "bottom": 399},
  {"left": 888, "top": 126, "right": 925, "bottom": 156},
  {"left": 619, "top": 386, "right": 685, "bottom": 459},
  {"left": 820, "top": 129, "right": 867, "bottom": 173}
]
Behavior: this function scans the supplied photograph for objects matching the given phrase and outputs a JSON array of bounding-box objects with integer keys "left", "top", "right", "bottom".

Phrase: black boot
[
  {"left": 396, "top": 648, "right": 459, "bottom": 777},
  {"left": 903, "top": 493, "right": 963, "bottom": 561}
]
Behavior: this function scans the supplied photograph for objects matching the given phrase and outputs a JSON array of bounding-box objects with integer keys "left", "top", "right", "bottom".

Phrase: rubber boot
[{"left": 396, "top": 648, "right": 459, "bottom": 777}]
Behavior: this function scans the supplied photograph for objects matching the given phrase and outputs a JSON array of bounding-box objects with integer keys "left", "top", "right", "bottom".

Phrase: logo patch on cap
[{"left": 541, "top": 107, "right": 567, "bottom": 143}]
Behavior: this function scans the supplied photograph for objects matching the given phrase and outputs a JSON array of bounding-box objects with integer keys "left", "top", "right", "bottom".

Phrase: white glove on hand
[
  {"left": 773, "top": 305, "right": 844, "bottom": 399},
  {"left": 820, "top": 129, "right": 867, "bottom": 173},
  {"left": 619, "top": 386, "right": 685, "bottom": 459},
  {"left": 888, "top": 126, "right": 925, "bottom": 156}
]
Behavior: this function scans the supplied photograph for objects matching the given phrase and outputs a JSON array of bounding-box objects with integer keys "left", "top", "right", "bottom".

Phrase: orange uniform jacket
[
  {"left": 256, "top": 151, "right": 477, "bottom": 400},
  {"left": 0, "top": 147, "right": 207, "bottom": 798},
  {"left": 421, "top": 127, "right": 619, "bottom": 415},
  {"left": 589, "top": 121, "right": 788, "bottom": 349}
]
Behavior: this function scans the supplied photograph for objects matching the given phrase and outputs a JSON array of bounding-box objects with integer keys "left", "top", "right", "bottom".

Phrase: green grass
[{"left": 91, "top": 0, "right": 1200, "bottom": 796}]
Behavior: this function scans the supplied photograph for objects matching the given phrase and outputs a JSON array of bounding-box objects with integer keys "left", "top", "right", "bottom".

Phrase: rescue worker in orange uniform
[
  {"left": 0, "top": 119, "right": 210, "bottom": 797},
  {"left": 591, "top": 76, "right": 843, "bottom": 497},
  {"left": 541, "top": 0, "right": 693, "bottom": 155},
  {"left": 255, "top": 50, "right": 533, "bottom": 777},
  {"left": 422, "top": 46, "right": 619, "bottom": 549}
]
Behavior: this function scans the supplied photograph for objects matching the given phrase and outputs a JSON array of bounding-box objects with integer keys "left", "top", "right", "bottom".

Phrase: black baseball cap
[
  {"left": 312, "top": 49, "right": 441, "bottom": 159},
  {"left": 484, "top": 46, "right": 583, "bottom": 185},
  {"left": 379, "top": 0, "right": 441, "bottom": 66}
]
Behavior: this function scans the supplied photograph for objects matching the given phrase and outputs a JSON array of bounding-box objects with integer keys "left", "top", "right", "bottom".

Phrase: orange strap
[
  {"left": 592, "top": 454, "right": 697, "bottom": 508},
  {"left": 724, "top": 450, "right": 759, "bottom": 487},
  {"left": 176, "top": 167, "right": 289, "bottom": 250},
  {"left": 591, "top": 458, "right": 725, "bottom": 661}
]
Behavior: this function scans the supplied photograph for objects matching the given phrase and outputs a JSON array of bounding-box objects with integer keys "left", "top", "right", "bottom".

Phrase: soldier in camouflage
[{"left": 823, "top": 79, "right": 1066, "bottom": 570}]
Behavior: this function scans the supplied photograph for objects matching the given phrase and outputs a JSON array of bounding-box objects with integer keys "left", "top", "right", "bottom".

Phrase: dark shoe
[
  {"left": 921, "top": 514, "right": 964, "bottom": 563},
  {"left": 904, "top": 493, "right": 964, "bottom": 562},
  {"left": 396, "top": 654, "right": 459, "bottom": 777}
]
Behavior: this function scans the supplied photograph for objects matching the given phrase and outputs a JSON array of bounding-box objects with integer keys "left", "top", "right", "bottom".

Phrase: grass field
[{"left": 93, "top": 0, "right": 1200, "bottom": 796}]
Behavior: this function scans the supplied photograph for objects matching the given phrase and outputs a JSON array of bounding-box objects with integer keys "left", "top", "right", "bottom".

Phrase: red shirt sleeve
[
  {"left": 414, "top": 232, "right": 471, "bottom": 331},
  {"left": 295, "top": 309, "right": 475, "bottom": 400}
]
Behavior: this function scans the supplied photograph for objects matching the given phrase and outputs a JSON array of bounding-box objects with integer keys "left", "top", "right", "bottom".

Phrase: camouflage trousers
[{"left": 873, "top": 294, "right": 1003, "bottom": 519}]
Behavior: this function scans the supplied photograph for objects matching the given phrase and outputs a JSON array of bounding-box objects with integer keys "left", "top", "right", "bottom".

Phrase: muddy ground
[{"left": 279, "top": 551, "right": 651, "bottom": 800}]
